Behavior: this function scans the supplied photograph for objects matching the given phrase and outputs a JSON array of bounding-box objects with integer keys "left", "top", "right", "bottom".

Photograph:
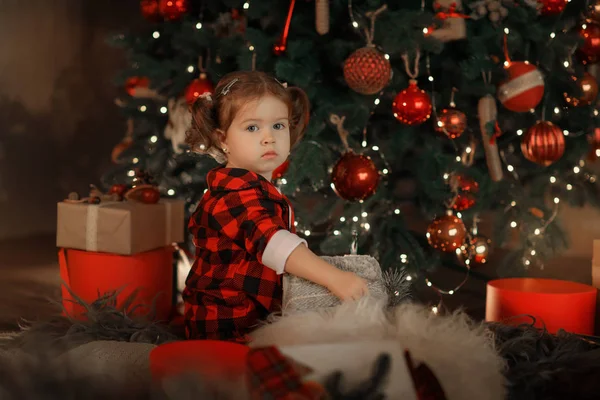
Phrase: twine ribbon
[
  {"left": 364, "top": 4, "right": 387, "bottom": 46},
  {"left": 330, "top": 114, "right": 351, "bottom": 151},
  {"left": 401, "top": 48, "right": 421, "bottom": 79}
]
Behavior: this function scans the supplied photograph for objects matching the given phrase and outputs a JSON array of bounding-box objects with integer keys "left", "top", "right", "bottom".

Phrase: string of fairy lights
[{"left": 125, "top": 0, "right": 599, "bottom": 313}]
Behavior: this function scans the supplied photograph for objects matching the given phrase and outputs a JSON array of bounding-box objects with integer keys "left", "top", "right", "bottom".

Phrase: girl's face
[{"left": 222, "top": 95, "right": 291, "bottom": 181}]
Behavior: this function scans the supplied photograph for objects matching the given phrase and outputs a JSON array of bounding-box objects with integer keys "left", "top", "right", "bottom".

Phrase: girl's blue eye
[
  {"left": 246, "top": 125, "right": 259, "bottom": 132},
  {"left": 273, "top": 123, "right": 286, "bottom": 130}
]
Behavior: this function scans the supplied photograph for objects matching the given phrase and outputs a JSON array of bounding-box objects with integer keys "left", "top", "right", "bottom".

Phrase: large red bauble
[
  {"left": 184, "top": 74, "right": 214, "bottom": 105},
  {"left": 159, "top": 0, "right": 188, "bottom": 21},
  {"left": 140, "top": 0, "right": 161, "bottom": 21},
  {"left": 125, "top": 76, "right": 150, "bottom": 97},
  {"left": 392, "top": 80, "right": 432, "bottom": 125},
  {"left": 451, "top": 175, "right": 479, "bottom": 212},
  {"left": 343, "top": 47, "right": 392, "bottom": 95},
  {"left": 497, "top": 62, "right": 544, "bottom": 112},
  {"left": 426, "top": 211, "right": 467, "bottom": 253},
  {"left": 521, "top": 121, "right": 565, "bottom": 166},
  {"left": 577, "top": 21, "right": 600, "bottom": 65},
  {"left": 331, "top": 152, "right": 380, "bottom": 201},
  {"left": 539, "top": 0, "right": 568, "bottom": 16},
  {"left": 272, "top": 159, "right": 290, "bottom": 180}
]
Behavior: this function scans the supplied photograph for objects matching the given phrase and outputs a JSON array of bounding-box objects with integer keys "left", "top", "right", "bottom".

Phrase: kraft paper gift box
[{"left": 57, "top": 199, "right": 185, "bottom": 255}]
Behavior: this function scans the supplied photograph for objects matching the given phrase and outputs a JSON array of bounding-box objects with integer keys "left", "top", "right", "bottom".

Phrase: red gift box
[
  {"left": 58, "top": 246, "right": 173, "bottom": 321},
  {"left": 486, "top": 278, "right": 597, "bottom": 335}
]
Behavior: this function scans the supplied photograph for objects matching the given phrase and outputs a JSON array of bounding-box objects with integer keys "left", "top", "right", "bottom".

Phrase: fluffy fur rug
[
  {"left": 251, "top": 297, "right": 505, "bottom": 400},
  {"left": 1, "top": 292, "right": 600, "bottom": 399}
]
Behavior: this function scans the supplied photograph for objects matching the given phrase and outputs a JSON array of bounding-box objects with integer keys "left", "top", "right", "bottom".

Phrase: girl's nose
[{"left": 262, "top": 132, "right": 275, "bottom": 144}]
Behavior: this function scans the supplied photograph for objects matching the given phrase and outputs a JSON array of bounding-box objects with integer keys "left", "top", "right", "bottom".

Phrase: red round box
[
  {"left": 59, "top": 247, "right": 173, "bottom": 321},
  {"left": 486, "top": 278, "right": 597, "bottom": 335},
  {"left": 150, "top": 340, "right": 249, "bottom": 381}
]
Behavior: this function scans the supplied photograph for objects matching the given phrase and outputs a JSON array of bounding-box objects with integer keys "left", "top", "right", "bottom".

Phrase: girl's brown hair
[{"left": 185, "top": 71, "right": 310, "bottom": 163}]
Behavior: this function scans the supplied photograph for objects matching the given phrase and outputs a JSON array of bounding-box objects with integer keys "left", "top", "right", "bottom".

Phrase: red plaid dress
[{"left": 183, "top": 167, "right": 299, "bottom": 343}]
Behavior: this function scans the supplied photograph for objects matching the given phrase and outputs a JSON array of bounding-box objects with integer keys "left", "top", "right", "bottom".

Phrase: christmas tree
[{"left": 102, "top": 0, "right": 600, "bottom": 299}]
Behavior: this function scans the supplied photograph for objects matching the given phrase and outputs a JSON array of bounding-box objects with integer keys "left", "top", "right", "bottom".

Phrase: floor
[
  {"left": 0, "top": 234, "right": 493, "bottom": 335},
  {"left": 0, "top": 234, "right": 62, "bottom": 332},
  {"left": 6, "top": 232, "right": 594, "bottom": 335}
]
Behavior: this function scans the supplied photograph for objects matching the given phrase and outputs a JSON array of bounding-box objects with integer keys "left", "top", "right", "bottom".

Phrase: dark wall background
[{"left": 0, "top": 0, "right": 138, "bottom": 240}]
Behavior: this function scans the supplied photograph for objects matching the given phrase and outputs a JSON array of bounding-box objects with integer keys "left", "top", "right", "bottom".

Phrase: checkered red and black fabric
[
  {"left": 246, "top": 346, "right": 325, "bottom": 399},
  {"left": 183, "top": 167, "right": 297, "bottom": 343}
]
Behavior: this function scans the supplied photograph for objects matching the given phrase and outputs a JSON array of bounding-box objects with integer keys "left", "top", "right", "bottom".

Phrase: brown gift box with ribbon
[{"left": 56, "top": 199, "right": 185, "bottom": 255}]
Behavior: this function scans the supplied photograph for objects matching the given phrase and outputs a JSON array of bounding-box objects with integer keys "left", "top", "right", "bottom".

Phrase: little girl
[{"left": 183, "top": 71, "right": 368, "bottom": 343}]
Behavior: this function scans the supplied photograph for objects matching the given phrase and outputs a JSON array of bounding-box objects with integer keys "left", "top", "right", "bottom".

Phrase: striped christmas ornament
[
  {"left": 521, "top": 121, "right": 565, "bottom": 167},
  {"left": 497, "top": 62, "right": 544, "bottom": 113}
]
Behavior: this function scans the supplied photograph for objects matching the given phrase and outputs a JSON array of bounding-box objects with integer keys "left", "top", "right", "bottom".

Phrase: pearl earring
[{"left": 222, "top": 147, "right": 228, "bottom": 153}]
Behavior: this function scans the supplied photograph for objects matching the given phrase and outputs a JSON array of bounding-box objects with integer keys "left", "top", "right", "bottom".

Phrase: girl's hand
[{"left": 326, "top": 270, "right": 369, "bottom": 301}]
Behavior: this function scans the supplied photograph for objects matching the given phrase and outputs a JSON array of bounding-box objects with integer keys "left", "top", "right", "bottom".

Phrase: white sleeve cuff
[{"left": 262, "top": 230, "right": 307, "bottom": 275}]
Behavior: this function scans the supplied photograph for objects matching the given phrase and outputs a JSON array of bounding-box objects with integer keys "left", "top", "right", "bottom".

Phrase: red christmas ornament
[
  {"left": 469, "top": 235, "right": 491, "bottom": 264},
  {"left": 459, "top": 234, "right": 491, "bottom": 265},
  {"left": 539, "top": 0, "right": 568, "bottom": 16},
  {"left": 587, "top": 127, "right": 600, "bottom": 161},
  {"left": 272, "top": 159, "right": 290, "bottom": 180},
  {"left": 140, "top": 0, "right": 161, "bottom": 21},
  {"left": 392, "top": 80, "right": 432, "bottom": 125},
  {"left": 426, "top": 211, "right": 467, "bottom": 253},
  {"left": 521, "top": 121, "right": 565, "bottom": 166},
  {"left": 564, "top": 72, "right": 599, "bottom": 107},
  {"left": 125, "top": 76, "right": 150, "bottom": 97},
  {"left": 577, "top": 21, "right": 600, "bottom": 65},
  {"left": 588, "top": 1, "right": 600, "bottom": 23},
  {"left": 140, "top": 188, "right": 161, "bottom": 204},
  {"left": 331, "top": 152, "right": 380, "bottom": 201},
  {"left": 159, "top": 0, "right": 188, "bottom": 21},
  {"left": 125, "top": 185, "right": 161, "bottom": 204},
  {"left": 435, "top": 108, "right": 467, "bottom": 139},
  {"left": 109, "top": 184, "right": 129, "bottom": 200},
  {"left": 184, "top": 73, "right": 214, "bottom": 105},
  {"left": 451, "top": 174, "right": 479, "bottom": 212},
  {"left": 497, "top": 62, "right": 544, "bottom": 112},
  {"left": 343, "top": 47, "right": 392, "bottom": 95}
]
